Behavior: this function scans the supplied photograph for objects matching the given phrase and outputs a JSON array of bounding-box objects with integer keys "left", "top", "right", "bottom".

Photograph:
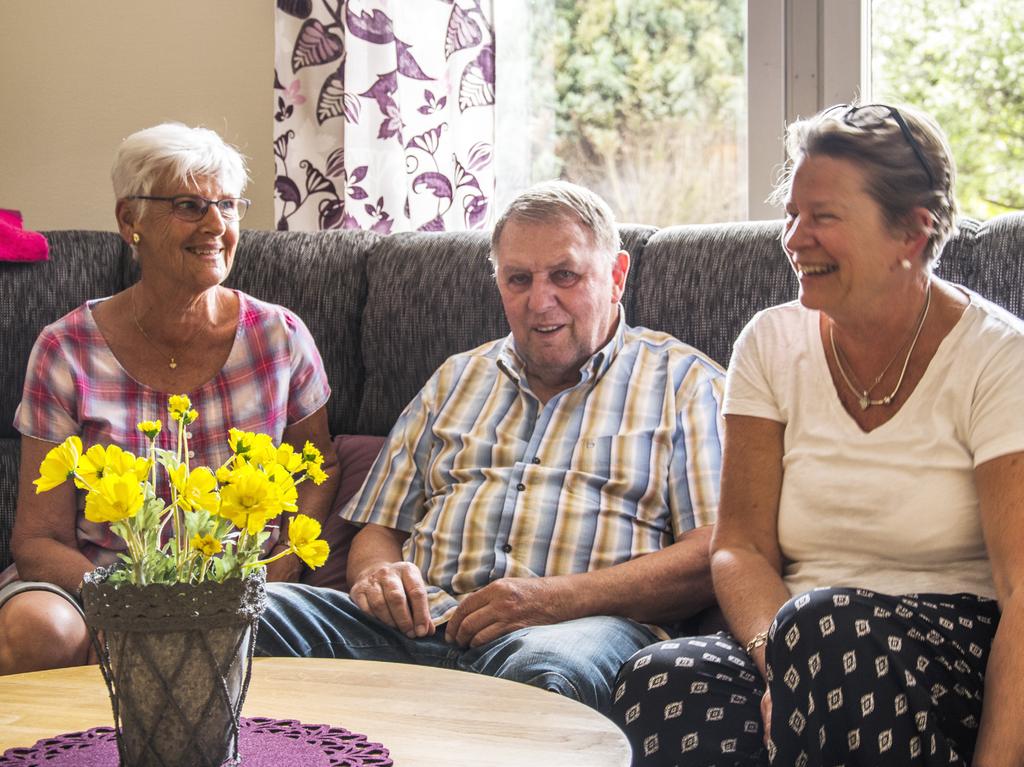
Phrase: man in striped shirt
[{"left": 258, "top": 181, "right": 724, "bottom": 711}]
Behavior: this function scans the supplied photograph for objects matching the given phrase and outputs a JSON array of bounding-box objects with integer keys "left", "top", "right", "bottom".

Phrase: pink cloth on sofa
[{"left": 0, "top": 209, "right": 49, "bottom": 262}]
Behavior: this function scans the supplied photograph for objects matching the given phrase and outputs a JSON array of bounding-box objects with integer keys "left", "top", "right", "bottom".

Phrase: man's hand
[
  {"left": 445, "top": 576, "right": 573, "bottom": 647},
  {"left": 349, "top": 561, "right": 435, "bottom": 639}
]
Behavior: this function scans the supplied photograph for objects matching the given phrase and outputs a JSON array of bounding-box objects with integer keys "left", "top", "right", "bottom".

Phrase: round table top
[{"left": 0, "top": 656, "right": 631, "bottom": 766}]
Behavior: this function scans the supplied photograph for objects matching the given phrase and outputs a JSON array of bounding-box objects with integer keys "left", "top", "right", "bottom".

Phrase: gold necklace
[
  {"left": 829, "top": 281, "right": 932, "bottom": 411},
  {"left": 130, "top": 286, "right": 202, "bottom": 370}
]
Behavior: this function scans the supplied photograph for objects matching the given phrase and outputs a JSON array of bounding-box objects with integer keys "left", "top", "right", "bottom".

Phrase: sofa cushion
[
  {"left": 934, "top": 216, "right": 1024, "bottom": 318},
  {"left": 356, "top": 231, "right": 505, "bottom": 435},
  {"left": 224, "top": 229, "right": 378, "bottom": 436},
  {"left": 629, "top": 221, "right": 796, "bottom": 367},
  {"left": 1, "top": 231, "right": 130, "bottom": 440},
  {"left": 300, "top": 434, "right": 386, "bottom": 591},
  {"left": 0, "top": 439, "right": 18, "bottom": 573}
]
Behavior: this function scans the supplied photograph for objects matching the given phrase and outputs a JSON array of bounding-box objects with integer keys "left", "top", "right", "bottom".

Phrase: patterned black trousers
[{"left": 611, "top": 588, "right": 999, "bottom": 766}]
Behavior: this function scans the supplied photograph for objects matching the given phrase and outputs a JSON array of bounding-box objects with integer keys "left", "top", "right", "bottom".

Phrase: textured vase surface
[{"left": 82, "top": 568, "right": 266, "bottom": 767}]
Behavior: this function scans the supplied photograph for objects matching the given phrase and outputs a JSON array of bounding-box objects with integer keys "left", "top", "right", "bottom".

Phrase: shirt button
[
  {"left": 188, "top": 450, "right": 195, "bottom": 458},
  {"left": 532, "top": 457, "right": 541, "bottom": 464},
  {"left": 502, "top": 544, "right": 513, "bottom": 553},
  {"left": 516, "top": 482, "right": 526, "bottom": 491},
  {"left": 185, "top": 431, "right": 193, "bottom": 439}
]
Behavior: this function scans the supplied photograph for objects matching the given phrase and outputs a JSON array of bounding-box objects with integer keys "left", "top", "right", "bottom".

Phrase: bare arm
[
  {"left": 709, "top": 414, "right": 791, "bottom": 676},
  {"left": 969, "top": 452, "right": 1024, "bottom": 767},
  {"left": 446, "top": 525, "right": 714, "bottom": 647},
  {"left": 266, "top": 406, "right": 339, "bottom": 583},
  {"left": 11, "top": 436, "right": 94, "bottom": 592},
  {"left": 346, "top": 522, "right": 434, "bottom": 638}
]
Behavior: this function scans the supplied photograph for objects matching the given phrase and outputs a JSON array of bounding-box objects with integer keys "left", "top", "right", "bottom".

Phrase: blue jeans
[{"left": 256, "top": 582, "right": 659, "bottom": 711}]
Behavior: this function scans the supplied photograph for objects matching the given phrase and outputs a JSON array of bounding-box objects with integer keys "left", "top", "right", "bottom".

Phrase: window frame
[{"left": 747, "top": 0, "right": 867, "bottom": 219}]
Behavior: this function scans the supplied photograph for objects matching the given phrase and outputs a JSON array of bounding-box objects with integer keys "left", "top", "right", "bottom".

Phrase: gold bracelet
[{"left": 745, "top": 630, "right": 769, "bottom": 655}]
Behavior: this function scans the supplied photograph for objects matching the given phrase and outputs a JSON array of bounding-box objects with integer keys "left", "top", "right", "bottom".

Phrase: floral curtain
[{"left": 273, "top": 0, "right": 495, "bottom": 233}]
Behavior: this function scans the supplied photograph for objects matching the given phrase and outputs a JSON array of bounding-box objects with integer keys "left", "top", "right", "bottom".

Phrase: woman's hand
[{"left": 760, "top": 688, "right": 773, "bottom": 748}]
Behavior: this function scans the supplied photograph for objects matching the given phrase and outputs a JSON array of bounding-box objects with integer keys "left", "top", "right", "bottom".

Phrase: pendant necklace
[
  {"left": 830, "top": 281, "right": 932, "bottom": 411},
  {"left": 130, "top": 286, "right": 201, "bottom": 370}
]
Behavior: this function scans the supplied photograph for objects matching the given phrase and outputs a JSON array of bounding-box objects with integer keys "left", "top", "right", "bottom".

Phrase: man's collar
[{"left": 497, "top": 304, "right": 626, "bottom": 389}]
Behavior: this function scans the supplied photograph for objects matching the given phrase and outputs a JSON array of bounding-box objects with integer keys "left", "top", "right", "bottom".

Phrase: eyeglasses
[
  {"left": 824, "top": 103, "right": 935, "bottom": 188},
  {"left": 126, "top": 194, "right": 251, "bottom": 222}
]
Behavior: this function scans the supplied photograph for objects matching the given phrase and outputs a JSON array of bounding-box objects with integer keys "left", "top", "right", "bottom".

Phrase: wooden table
[{"left": 0, "top": 657, "right": 631, "bottom": 766}]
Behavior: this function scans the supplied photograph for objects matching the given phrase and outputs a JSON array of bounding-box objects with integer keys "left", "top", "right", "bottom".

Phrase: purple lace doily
[{"left": 0, "top": 716, "right": 393, "bottom": 766}]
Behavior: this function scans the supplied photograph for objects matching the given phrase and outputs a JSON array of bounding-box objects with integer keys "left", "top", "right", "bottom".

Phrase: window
[
  {"left": 497, "top": 0, "right": 747, "bottom": 226},
  {"left": 871, "top": 0, "right": 1024, "bottom": 219},
  {"left": 501, "top": 0, "right": 1023, "bottom": 227}
]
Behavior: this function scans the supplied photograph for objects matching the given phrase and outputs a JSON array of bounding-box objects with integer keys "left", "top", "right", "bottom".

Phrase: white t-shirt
[{"left": 723, "top": 290, "right": 1024, "bottom": 598}]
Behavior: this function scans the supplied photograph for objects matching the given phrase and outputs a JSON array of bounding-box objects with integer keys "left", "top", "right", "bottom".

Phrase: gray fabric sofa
[{"left": 3, "top": 215, "right": 1024, "bottom": 573}]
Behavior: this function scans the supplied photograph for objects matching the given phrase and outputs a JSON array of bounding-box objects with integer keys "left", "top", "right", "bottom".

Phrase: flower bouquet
[{"left": 34, "top": 394, "right": 330, "bottom": 767}]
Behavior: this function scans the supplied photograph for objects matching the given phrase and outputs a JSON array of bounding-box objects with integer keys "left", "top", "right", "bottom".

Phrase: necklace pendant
[
  {"left": 169, "top": 358, "right": 177, "bottom": 370},
  {"left": 858, "top": 395, "right": 870, "bottom": 410}
]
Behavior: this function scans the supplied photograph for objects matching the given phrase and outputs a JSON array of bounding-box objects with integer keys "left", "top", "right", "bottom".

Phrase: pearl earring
[{"left": 900, "top": 258, "right": 912, "bottom": 271}]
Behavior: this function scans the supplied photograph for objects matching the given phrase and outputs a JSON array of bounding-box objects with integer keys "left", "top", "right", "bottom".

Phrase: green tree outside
[
  {"left": 873, "top": 0, "right": 1024, "bottom": 218},
  {"left": 531, "top": 0, "right": 747, "bottom": 225}
]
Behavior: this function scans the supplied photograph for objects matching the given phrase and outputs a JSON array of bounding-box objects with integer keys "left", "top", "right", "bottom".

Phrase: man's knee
[
  {"left": 477, "top": 616, "right": 655, "bottom": 710},
  {"left": 0, "top": 592, "right": 90, "bottom": 674}
]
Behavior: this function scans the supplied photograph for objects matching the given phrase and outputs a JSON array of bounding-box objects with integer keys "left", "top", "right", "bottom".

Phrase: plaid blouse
[
  {"left": 344, "top": 315, "right": 725, "bottom": 627},
  {"left": 13, "top": 290, "right": 331, "bottom": 566}
]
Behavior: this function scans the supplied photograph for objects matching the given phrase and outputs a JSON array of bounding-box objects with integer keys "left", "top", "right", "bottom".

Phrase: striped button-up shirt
[{"left": 344, "top": 316, "right": 725, "bottom": 624}]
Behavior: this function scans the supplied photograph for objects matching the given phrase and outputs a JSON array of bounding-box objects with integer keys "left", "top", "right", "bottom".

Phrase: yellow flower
[
  {"left": 83, "top": 472, "right": 145, "bottom": 523},
  {"left": 190, "top": 532, "right": 223, "bottom": 558},
  {"left": 300, "top": 441, "right": 328, "bottom": 485},
  {"left": 169, "top": 465, "right": 220, "bottom": 513},
  {"left": 228, "top": 429, "right": 276, "bottom": 465},
  {"left": 301, "top": 441, "right": 324, "bottom": 467},
  {"left": 305, "top": 462, "right": 328, "bottom": 486},
  {"left": 77, "top": 444, "right": 149, "bottom": 489},
  {"left": 215, "top": 465, "right": 234, "bottom": 484},
  {"left": 266, "top": 464, "right": 299, "bottom": 513},
  {"left": 168, "top": 394, "right": 192, "bottom": 421},
  {"left": 270, "top": 443, "right": 303, "bottom": 473},
  {"left": 137, "top": 420, "right": 162, "bottom": 440},
  {"left": 34, "top": 436, "right": 83, "bottom": 493},
  {"left": 218, "top": 464, "right": 282, "bottom": 534},
  {"left": 288, "top": 513, "right": 329, "bottom": 569}
]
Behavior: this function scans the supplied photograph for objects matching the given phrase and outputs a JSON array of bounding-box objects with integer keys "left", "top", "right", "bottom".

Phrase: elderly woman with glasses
[
  {"left": 0, "top": 123, "right": 338, "bottom": 674},
  {"left": 612, "top": 103, "right": 1024, "bottom": 766}
]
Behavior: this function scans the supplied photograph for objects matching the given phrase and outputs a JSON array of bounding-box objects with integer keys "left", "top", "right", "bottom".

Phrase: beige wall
[{"left": 0, "top": 0, "right": 275, "bottom": 232}]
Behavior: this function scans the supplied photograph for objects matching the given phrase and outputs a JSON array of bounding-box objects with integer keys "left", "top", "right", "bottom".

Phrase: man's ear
[
  {"left": 610, "top": 250, "right": 630, "bottom": 303},
  {"left": 115, "top": 198, "right": 137, "bottom": 244}
]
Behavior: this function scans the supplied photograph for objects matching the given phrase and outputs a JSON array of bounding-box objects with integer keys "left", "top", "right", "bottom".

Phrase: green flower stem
[
  {"left": 198, "top": 555, "right": 212, "bottom": 583},
  {"left": 245, "top": 545, "right": 293, "bottom": 570},
  {"left": 125, "top": 523, "right": 147, "bottom": 585},
  {"left": 178, "top": 420, "right": 191, "bottom": 579}
]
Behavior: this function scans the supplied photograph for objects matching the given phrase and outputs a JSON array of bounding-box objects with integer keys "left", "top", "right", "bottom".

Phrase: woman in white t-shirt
[{"left": 612, "top": 104, "right": 1024, "bottom": 767}]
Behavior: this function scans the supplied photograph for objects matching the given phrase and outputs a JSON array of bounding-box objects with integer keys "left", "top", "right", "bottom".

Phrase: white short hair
[
  {"left": 490, "top": 180, "right": 620, "bottom": 269},
  {"left": 111, "top": 123, "right": 249, "bottom": 205}
]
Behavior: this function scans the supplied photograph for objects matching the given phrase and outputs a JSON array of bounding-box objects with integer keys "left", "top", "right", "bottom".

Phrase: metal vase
[{"left": 81, "top": 567, "right": 267, "bottom": 767}]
